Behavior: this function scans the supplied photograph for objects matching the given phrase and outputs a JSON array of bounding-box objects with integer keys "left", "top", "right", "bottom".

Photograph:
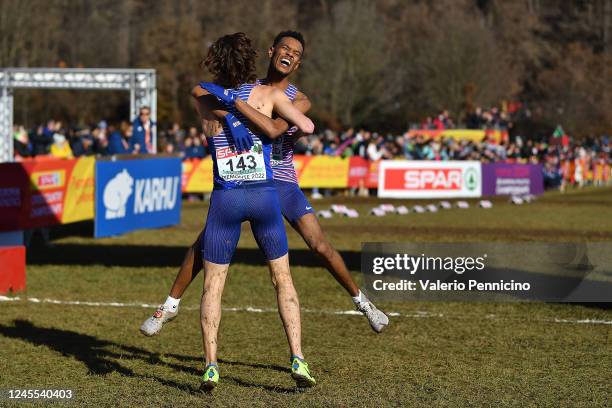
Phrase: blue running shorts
[
  {"left": 275, "top": 180, "right": 315, "bottom": 224},
  {"left": 202, "top": 182, "right": 288, "bottom": 264}
]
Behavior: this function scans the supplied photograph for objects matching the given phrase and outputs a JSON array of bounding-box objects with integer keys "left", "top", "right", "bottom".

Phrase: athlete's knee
[
  {"left": 311, "top": 239, "right": 335, "bottom": 259},
  {"left": 270, "top": 269, "right": 295, "bottom": 294},
  {"left": 271, "top": 271, "right": 290, "bottom": 290}
]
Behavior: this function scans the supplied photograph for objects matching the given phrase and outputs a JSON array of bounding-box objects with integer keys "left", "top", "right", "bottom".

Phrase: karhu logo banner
[
  {"left": 103, "top": 169, "right": 133, "bottom": 219},
  {"left": 95, "top": 158, "right": 182, "bottom": 238},
  {"left": 134, "top": 177, "right": 179, "bottom": 214}
]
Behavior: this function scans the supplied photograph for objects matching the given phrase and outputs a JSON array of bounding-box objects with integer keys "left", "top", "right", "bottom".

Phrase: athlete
[
  {"left": 189, "top": 32, "right": 316, "bottom": 389},
  {"left": 141, "top": 28, "right": 389, "bottom": 372}
]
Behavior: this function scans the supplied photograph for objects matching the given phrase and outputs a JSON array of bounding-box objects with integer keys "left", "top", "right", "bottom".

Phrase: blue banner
[{"left": 95, "top": 157, "right": 182, "bottom": 238}]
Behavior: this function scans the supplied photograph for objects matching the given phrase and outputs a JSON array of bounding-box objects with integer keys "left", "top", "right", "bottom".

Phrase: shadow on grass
[
  {"left": 27, "top": 243, "right": 362, "bottom": 271},
  {"left": 224, "top": 375, "right": 301, "bottom": 394},
  {"left": 0, "top": 320, "right": 300, "bottom": 395},
  {"left": 166, "top": 352, "right": 289, "bottom": 374}
]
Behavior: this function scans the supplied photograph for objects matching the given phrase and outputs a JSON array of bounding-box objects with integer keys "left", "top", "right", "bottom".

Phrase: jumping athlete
[
  {"left": 188, "top": 32, "right": 316, "bottom": 389},
  {"left": 140, "top": 29, "right": 389, "bottom": 382}
]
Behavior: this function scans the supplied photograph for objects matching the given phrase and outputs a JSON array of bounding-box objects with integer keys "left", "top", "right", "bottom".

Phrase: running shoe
[
  {"left": 290, "top": 356, "right": 316, "bottom": 388},
  {"left": 356, "top": 301, "right": 389, "bottom": 333},
  {"left": 200, "top": 364, "right": 219, "bottom": 390},
  {"left": 140, "top": 305, "right": 178, "bottom": 336}
]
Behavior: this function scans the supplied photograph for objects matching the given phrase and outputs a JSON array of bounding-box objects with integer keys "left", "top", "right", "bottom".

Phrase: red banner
[
  {"left": 0, "top": 158, "right": 95, "bottom": 231},
  {"left": 347, "top": 157, "right": 369, "bottom": 188},
  {"left": 0, "top": 246, "right": 26, "bottom": 294}
]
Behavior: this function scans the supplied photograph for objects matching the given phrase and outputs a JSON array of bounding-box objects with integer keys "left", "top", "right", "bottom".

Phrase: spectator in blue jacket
[
  {"left": 183, "top": 136, "right": 205, "bottom": 159},
  {"left": 108, "top": 122, "right": 132, "bottom": 155},
  {"left": 71, "top": 132, "right": 95, "bottom": 157},
  {"left": 130, "top": 106, "right": 156, "bottom": 154}
]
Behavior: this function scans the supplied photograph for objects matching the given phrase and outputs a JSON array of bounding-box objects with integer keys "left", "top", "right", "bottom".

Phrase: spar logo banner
[
  {"left": 95, "top": 157, "right": 182, "bottom": 238},
  {"left": 378, "top": 161, "right": 482, "bottom": 198},
  {"left": 0, "top": 157, "right": 95, "bottom": 231}
]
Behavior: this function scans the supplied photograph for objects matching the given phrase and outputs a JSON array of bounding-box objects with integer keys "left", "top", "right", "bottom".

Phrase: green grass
[{"left": 1, "top": 186, "right": 611, "bottom": 407}]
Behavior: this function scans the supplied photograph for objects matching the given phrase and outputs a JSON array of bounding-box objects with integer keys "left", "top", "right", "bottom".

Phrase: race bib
[{"left": 217, "top": 142, "right": 266, "bottom": 181}]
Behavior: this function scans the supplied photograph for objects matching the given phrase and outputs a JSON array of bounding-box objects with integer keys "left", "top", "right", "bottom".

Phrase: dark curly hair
[
  {"left": 273, "top": 30, "right": 306, "bottom": 55},
  {"left": 203, "top": 32, "right": 258, "bottom": 89}
]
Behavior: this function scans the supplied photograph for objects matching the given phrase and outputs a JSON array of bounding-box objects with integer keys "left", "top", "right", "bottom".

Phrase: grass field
[{"left": 1, "top": 187, "right": 611, "bottom": 407}]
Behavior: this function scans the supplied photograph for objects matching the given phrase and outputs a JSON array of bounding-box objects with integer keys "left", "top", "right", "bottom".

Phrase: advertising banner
[
  {"left": 181, "top": 156, "right": 354, "bottom": 191},
  {"left": 182, "top": 159, "right": 214, "bottom": 193},
  {"left": 378, "top": 160, "right": 482, "bottom": 199},
  {"left": 0, "top": 157, "right": 95, "bottom": 231},
  {"left": 294, "top": 156, "right": 350, "bottom": 188},
  {"left": 0, "top": 246, "right": 26, "bottom": 294},
  {"left": 347, "top": 156, "right": 369, "bottom": 188},
  {"left": 95, "top": 157, "right": 182, "bottom": 238},
  {"left": 407, "top": 129, "right": 508, "bottom": 144},
  {"left": 481, "top": 163, "right": 544, "bottom": 196},
  {"left": 366, "top": 160, "right": 380, "bottom": 189},
  {"left": 179, "top": 157, "right": 549, "bottom": 195}
]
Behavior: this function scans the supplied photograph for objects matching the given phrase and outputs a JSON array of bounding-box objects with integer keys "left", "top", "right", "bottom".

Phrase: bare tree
[
  {"left": 302, "top": 0, "right": 400, "bottom": 129},
  {"left": 1, "top": 0, "right": 611, "bottom": 135}
]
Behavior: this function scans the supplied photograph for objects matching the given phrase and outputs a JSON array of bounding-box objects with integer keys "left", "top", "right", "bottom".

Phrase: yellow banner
[
  {"left": 297, "top": 156, "right": 350, "bottom": 188},
  {"left": 408, "top": 129, "right": 506, "bottom": 143},
  {"left": 62, "top": 157, "right": 95, "bottom": 223},
  {"left": 441, "top": 129, "right": 504, "bottom": 143},
  {"left": 181, "top": 156, "right": 351, "bottom": 191},
  {"left": 183, "top": 159, "right": 214, "bottom": 193}
]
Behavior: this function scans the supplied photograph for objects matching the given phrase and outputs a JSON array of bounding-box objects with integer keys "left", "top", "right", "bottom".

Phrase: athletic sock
[
  {"left": 163, "top": 296, "right": 180, "bottom": 311},
  {"left": 352, "top": 290, "right": 368, "bottom": 306}
]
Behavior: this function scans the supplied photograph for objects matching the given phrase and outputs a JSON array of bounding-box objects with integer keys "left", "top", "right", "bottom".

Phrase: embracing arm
[
  {"left": 191, "top": 85, "right": 228, "bottom": 121},
  {"left": 270, "top": 89, "right": 315, "bottom": 134},
  {"left": 233, "top": 90, "right": 312, "bottom": 139}
]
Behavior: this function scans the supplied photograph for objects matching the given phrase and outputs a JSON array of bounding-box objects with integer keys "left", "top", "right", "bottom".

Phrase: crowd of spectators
[
  {"left": 296, "top": 128, "right": 608, "bottom": 165},
  {"left": 12, "top": 104, "right": 611, "bottom": 190},
  {"left": 419, "top": 105, "right": 516, "bottom": 131},
  {"left": 13, "top": 106, "right": 159, "bottom": 160}
]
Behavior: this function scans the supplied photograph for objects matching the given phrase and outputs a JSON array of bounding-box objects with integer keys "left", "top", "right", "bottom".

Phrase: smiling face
[{"left": 268, "top": 36, "right": 303, "bottom": 76}]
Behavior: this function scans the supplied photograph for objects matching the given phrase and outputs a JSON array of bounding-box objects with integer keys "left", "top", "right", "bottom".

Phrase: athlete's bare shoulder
[
  {"left": 250, "top": 83, "right": 275, "bottom": 97},
  {"left": 269, "top": 86, "right": 291, "bottom": 102}
]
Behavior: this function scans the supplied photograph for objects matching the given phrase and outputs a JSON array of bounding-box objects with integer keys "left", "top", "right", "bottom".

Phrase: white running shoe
[
  {"left": 356, "top": 301, "right": 389, "bottom": 333},
  {"left": 140, "top": 305, "right": 178, "bottom": 336}
]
